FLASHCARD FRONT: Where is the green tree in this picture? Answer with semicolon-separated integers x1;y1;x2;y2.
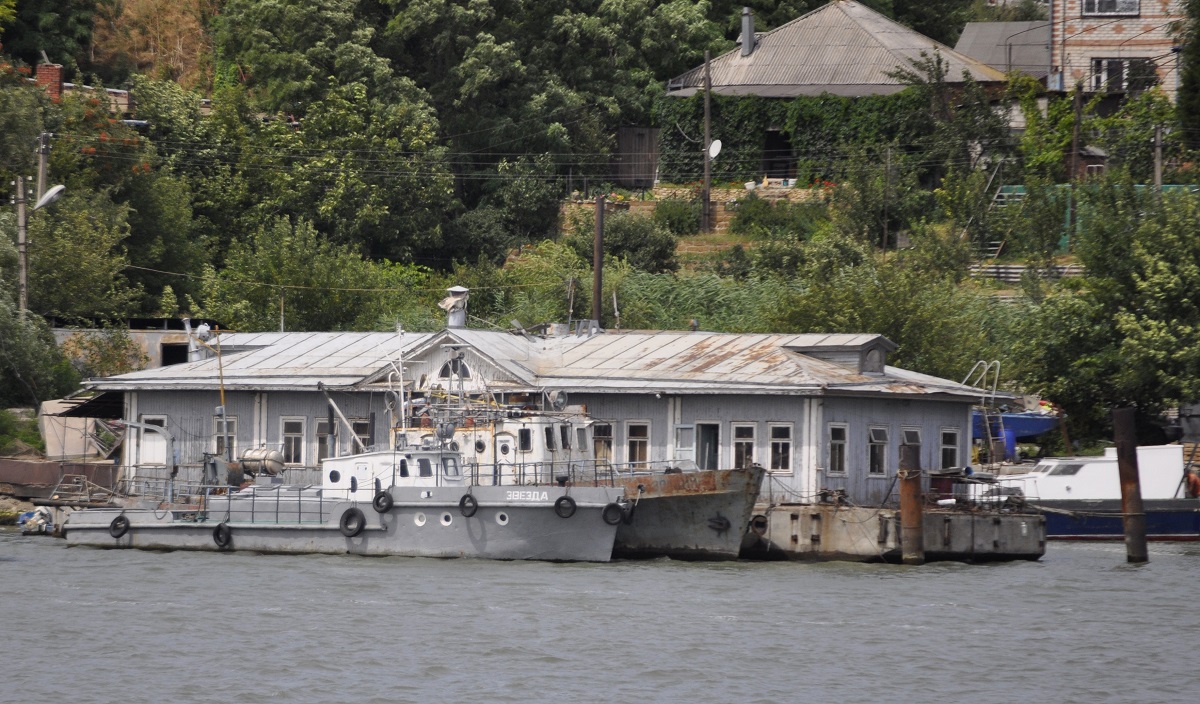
196;217;430;332
566;210;679;273
0;281;79;406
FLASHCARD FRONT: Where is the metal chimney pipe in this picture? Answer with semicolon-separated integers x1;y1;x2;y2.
741;7;754;57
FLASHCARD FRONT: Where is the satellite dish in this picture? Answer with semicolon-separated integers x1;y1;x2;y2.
708;139;722;159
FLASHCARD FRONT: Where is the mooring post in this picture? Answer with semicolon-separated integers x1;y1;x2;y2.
899;443;925;565
1113;407;1148;563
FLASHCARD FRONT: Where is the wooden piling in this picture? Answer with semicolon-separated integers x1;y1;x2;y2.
899;444;925;565
1113;407;1149;563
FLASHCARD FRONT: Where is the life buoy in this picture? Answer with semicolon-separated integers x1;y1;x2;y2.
554;495;577;519
109;514;130;539
212;522;232;549
459;494;479;517
373;490;393;514
340;507;366;537
601;502;624;526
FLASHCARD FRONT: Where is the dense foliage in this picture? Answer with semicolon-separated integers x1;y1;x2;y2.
1;0;1197;445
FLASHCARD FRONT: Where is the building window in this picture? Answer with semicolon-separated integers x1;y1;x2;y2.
627;423;649;465
733;424;755;469
941;429;960;470
868;426;889;475
593;424;613;464
213;415;238;458
281;418;305;465
351;419;371;451
902;428;921;448
828;424;847;474
437;357;470;379
1091;57;1157;94
316;420;333;461
769;424;792;473
1081;0;1139;16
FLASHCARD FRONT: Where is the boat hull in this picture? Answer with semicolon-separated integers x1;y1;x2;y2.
63;485;623;562
611;466;766;560
1034;499;1200;540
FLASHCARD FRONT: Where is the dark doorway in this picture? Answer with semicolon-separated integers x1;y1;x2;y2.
161;343;189;366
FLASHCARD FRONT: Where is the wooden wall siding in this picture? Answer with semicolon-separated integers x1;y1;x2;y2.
820;397;971;506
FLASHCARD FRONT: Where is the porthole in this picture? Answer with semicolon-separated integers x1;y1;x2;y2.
449;441;460;452
495;512;509;526
414;512;427;527
328;470;341;483
440;513;453;526
475;440;486;453
350;476;358;493
499;443;510;456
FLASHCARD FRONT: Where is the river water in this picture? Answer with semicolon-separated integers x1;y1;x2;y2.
2;530;1197;703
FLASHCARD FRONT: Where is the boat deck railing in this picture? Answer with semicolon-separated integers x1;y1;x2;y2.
462;458;703;487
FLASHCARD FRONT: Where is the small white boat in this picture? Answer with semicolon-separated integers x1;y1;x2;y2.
63;443;625;561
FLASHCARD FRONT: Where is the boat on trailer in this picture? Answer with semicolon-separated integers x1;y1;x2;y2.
63;443;625;561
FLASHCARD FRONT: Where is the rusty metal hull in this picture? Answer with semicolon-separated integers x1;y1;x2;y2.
612;466;765;560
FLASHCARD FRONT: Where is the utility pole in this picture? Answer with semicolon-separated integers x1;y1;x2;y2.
592;194;604;325
1153;124;1163;192
702;50;712;233
883;146;891;249
36;132;50;200
15;177;29;313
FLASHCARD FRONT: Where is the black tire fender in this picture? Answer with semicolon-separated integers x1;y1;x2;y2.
212;522;232;549
459;494;479;517
340;507;366;537
554;495;577;519
109;514;130;539
372;490;393;514
601;502;624;526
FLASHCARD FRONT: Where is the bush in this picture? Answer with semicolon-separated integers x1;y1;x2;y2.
652;197;701;237
729;194;826;239
567;211;678;273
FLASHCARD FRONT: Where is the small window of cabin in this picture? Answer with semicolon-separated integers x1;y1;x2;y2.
544;426;556;451
418;458;433;477
519;428;533;452
560;425;571;449
399;459;409;478
442;456;460;477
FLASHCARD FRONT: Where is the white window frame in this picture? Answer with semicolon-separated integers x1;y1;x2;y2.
213;415;238;458
827;423;848;475
593;423;613;464
1081;0;1139;16
901;427;922;448
280;417;306;465
868;426;889;476
768;423;793;474
940;428;961;470
732;423;756;470
626;421;650;466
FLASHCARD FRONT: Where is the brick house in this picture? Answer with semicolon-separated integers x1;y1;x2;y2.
1049;0;1184;98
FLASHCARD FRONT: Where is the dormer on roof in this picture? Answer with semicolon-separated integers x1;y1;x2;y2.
784;335;898;374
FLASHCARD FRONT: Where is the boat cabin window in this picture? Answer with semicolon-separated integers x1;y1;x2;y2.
576;427;587;450
1049;463;1084;476
544;426;556;451
560;425;572;450
418;458;433;477
442;456;460;477
398;459;409;478
350;476;358;492
519;428;533;453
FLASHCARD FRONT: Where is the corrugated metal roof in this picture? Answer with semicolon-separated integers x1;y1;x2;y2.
88;328;984;401
666;1;1008;98
91;331;432;391
954;21;1050;78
